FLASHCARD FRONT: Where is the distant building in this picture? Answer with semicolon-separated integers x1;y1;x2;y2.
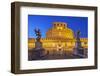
28;22;88;54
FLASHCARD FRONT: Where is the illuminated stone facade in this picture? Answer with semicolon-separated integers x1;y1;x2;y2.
28;22;88;54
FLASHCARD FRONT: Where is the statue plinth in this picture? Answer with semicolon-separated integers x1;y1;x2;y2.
35;41;42;49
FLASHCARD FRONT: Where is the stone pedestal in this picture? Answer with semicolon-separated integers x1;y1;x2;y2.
30;41;45;60
73;47;86;58
35;41;42;49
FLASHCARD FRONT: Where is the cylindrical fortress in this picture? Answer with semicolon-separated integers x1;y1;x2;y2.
46;22;74;39
28;22;88;53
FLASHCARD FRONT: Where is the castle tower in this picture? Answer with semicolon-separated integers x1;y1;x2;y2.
46;22;74;39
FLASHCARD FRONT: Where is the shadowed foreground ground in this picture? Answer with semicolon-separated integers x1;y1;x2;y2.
28;49;87;61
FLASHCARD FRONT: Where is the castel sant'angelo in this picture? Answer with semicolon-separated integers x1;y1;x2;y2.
28;22;88;54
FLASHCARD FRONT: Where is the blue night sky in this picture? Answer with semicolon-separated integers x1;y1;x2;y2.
28;15;88;38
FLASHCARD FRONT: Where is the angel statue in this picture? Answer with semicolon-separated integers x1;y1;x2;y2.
76;30;81;48
34;28;41;42
76;30;81;40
